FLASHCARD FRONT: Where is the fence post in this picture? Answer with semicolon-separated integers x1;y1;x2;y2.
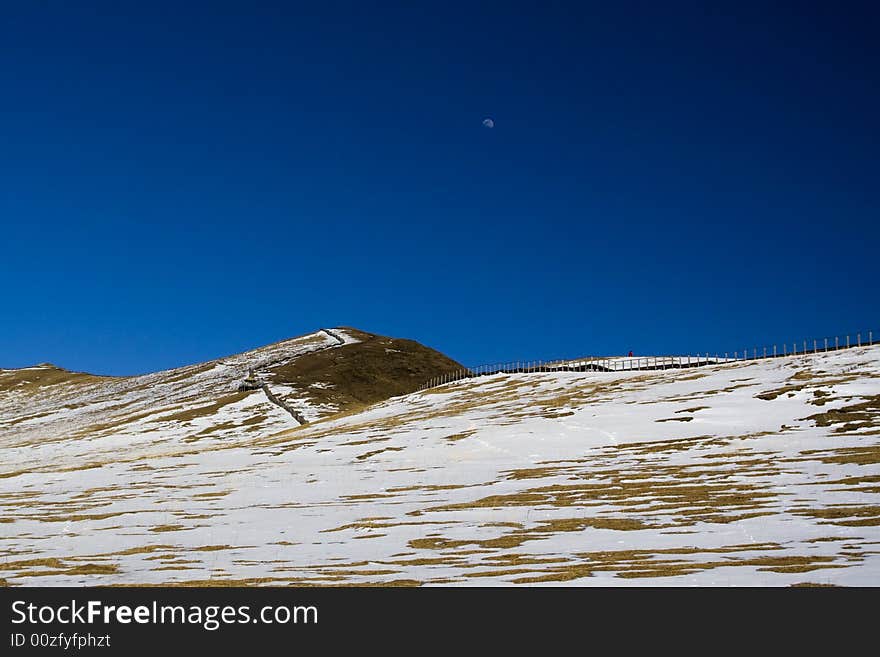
824;338;828;352
847;335;850;348
857;333;861;347
835;337;839;350
870;331;874;345
773;345;776;357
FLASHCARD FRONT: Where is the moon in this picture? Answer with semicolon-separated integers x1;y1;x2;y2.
482;118;494;129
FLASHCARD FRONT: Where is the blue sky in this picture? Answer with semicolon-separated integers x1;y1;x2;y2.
1;1;878;375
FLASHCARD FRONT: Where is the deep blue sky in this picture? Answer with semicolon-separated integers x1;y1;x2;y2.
2;1;878;375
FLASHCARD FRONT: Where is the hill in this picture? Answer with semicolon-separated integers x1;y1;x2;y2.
0;327;463;466
1;333;878;586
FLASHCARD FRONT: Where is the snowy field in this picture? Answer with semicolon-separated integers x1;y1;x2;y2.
1;338;878;586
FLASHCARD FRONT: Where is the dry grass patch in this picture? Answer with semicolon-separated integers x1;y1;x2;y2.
150;524;190;533
799;445;880;466
803;396;879;433
677;406;709;414
265;329;463;415
792;506;880;527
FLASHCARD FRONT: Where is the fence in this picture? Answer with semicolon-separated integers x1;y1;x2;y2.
416;328;879;392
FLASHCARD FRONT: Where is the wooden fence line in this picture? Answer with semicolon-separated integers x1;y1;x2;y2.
416;329;878;392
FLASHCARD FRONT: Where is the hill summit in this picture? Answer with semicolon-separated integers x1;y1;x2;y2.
0;327;462;450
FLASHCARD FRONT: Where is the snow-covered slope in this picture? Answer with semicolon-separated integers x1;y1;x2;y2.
1;341;878;586
0;329;356;475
